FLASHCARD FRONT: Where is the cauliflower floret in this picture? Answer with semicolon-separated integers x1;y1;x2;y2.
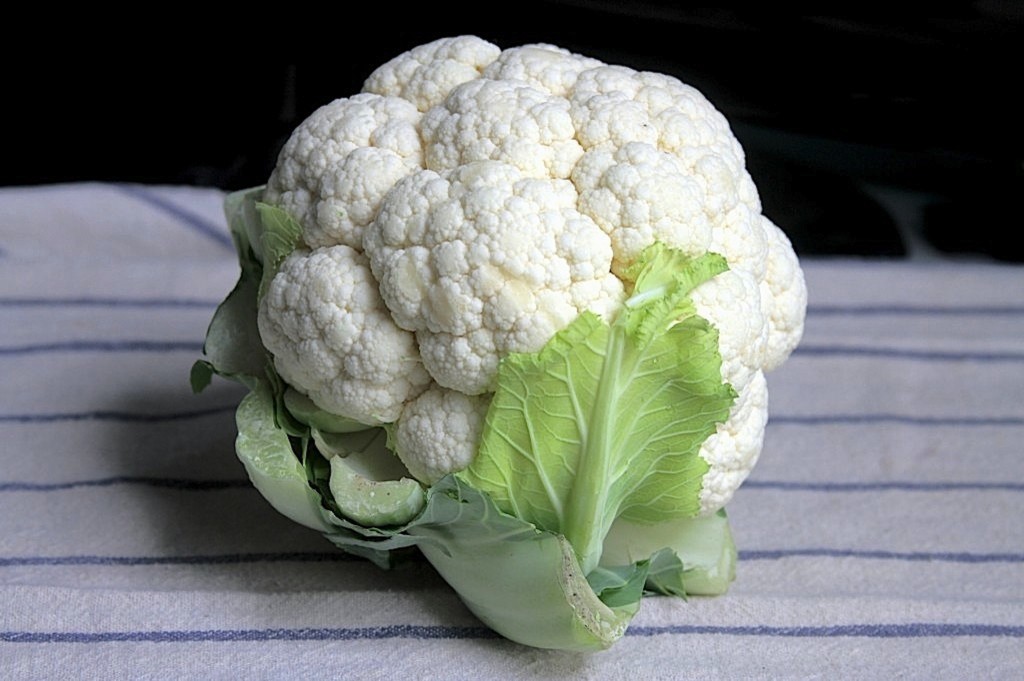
564;64;765;284
573;142;714;275
760;217;808;370
257;245;431;424
364;160;625;395
265;93;423;249
570;90;661;151
421;78;584;179
363;35;502;112
482;43;603;97
697;369;768;514
691;268;768;393
394;384;490;484
572;66;739;158
707;200;769;281
571;66;742;167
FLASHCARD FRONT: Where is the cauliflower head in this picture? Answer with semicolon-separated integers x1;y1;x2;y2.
202;35;809;653
258;35;805;513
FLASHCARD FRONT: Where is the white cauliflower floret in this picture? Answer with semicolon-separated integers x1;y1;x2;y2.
563;64;766;284
364;160;624;395
363;35;502;112
570;90;661;151
760;217;808;370
573;142;713;274
691;268;768;393
264;93;422;249
481;43;603;97
421;78;584;179
257;245;431;424
394;384;490;484
697;369;768;514
572;66;740;161
707;200;769;281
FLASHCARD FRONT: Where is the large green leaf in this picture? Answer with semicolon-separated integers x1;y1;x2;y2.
407;477;639;651
460;246;737;573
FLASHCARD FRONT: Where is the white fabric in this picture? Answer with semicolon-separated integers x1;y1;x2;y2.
1;183;1022;678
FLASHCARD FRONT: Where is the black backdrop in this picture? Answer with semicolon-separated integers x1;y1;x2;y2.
7;3;1021;260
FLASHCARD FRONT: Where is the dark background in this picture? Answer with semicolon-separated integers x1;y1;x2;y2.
7;3;1022;260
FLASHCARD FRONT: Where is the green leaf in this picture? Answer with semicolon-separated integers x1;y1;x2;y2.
586;559;652;608
602;509;737;597
313;427;426;528
407;477;639;651
459;245;736;573
222;186;265;269
234;384;334;533
190;360;214;394
200;268;267;390
622;245;730;346
643;548;689;598
197;187;273;390
289;469;643;650
328;455;426;527
265;367;308;438
195;191;303;392
254;202;303;300
230;363;644;649
236;387;643;650
284;388;373;434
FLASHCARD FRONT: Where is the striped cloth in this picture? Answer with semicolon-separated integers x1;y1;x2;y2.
1;183;1021;679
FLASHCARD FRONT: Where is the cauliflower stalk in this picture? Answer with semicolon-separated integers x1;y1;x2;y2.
193;35;806;652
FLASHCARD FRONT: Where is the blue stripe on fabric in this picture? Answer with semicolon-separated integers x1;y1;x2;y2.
625;623;1024;639
745;480;1024;492
0;340;202;356
740;549;1024;564
0;625;497;643
2;299;1020;315
5;339;1020;363
1;623;1020;644
5;476;1020;495
0;476;251;492
3;549;1018;569
0;552;353;567
0;297;219;309
794;345;1024;362
770;414;1024;427
2;409;1018;427
0;405;236;424
114;184;233;250
807;304;1024;317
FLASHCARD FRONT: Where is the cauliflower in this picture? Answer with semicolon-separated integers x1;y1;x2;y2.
195;35;807;653
256;244;431;424
259;35;803;490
